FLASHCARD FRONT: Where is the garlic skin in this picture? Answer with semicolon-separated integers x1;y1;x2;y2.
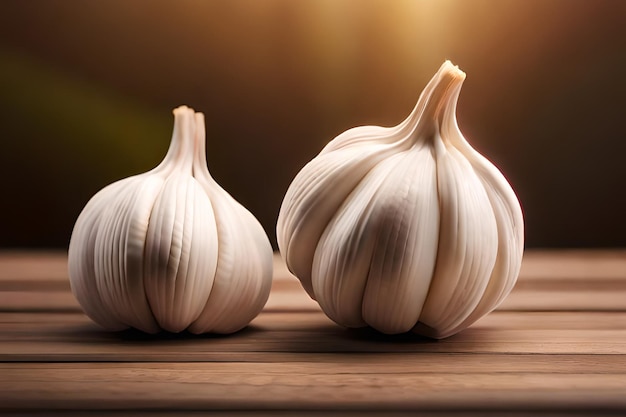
68;106;273;334
277;61;524;339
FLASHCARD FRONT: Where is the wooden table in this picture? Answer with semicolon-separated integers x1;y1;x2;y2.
1;250;625;416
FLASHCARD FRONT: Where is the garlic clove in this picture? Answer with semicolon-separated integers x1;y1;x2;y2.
276;61;524;338
416;144;498;335
69;181;133;332
423;109;524;338
142;174;218;333
277;134;411;298
188;114;273;334
359;148;440;334
311;148;440;333
88;176;163;333
68;106;272;334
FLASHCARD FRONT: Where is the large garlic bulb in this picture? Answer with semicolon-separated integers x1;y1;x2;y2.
68;106;273;334
277;61;524;339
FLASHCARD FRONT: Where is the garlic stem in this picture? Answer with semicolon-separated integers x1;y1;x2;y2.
409;61;466;141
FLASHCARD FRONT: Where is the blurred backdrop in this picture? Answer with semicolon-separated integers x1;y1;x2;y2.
1;0;625;248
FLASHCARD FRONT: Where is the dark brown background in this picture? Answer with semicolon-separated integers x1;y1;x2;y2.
1;0;625;249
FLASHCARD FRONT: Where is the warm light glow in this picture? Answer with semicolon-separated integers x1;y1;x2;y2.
0;0;624;248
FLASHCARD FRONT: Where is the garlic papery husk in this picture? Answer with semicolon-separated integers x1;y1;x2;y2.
276;61;524;339
68;106;273;334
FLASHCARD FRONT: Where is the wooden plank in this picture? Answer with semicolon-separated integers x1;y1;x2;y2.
2;252;626;313
2;286;625;313
0;363;625;412
0;288;626;312
0;285;320;313
519;249;626;281
500;289;626;311
1;413;599;417
3;310;626;331
0;251;625;416
4;356;626;375
4;412;617;417
0;290;79;311
2;250;626;284
3;413;596;417
1;311;626;361
0;250;68;282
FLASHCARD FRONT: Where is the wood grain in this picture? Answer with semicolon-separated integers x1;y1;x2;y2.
2;363;625;412
1;311;626;361
1;250;625;415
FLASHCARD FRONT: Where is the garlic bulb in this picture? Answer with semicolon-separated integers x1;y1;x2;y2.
277;61;524;339
68;106;273;334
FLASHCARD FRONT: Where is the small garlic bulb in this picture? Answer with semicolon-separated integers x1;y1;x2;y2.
68;106;273;334
277;61;524;339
